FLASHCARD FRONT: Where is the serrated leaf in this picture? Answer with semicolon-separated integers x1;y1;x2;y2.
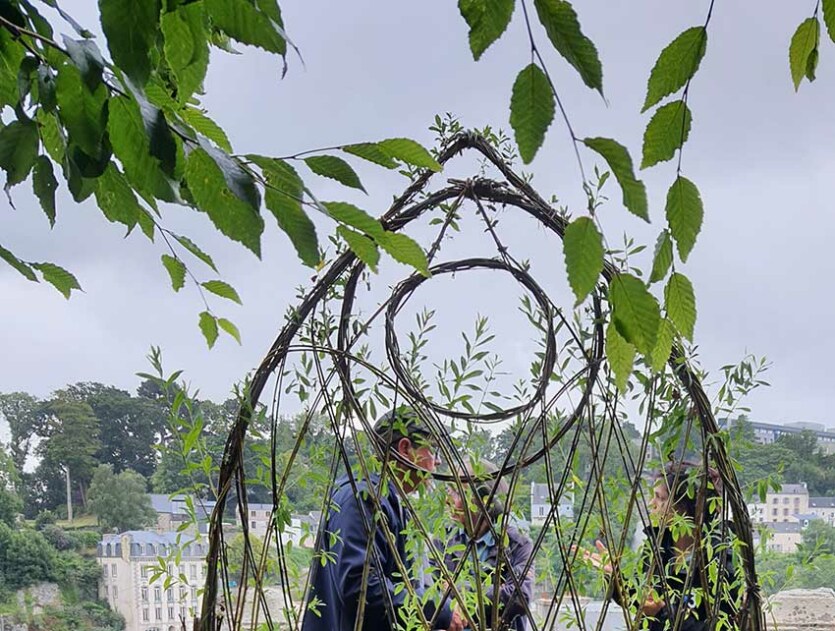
377;138;442;172
137;209;155;241
533;0;603;94
93;164;142;229
789;18;819;91
563;216;603;304
99;0;159;85
643;27;707;112
304;155;365;192
824;0;835;43
342;143;397;169
0;244;37;281
458;0;515;60
249;155;319;267
205;0;286;55
198;311;218;348
641;100;692;169
32;156;58;226
323;201;384;239
55;64;108;160
218;318;241;344
664;272;696;341
180;107;232;153
31;262;81;298
0;30;25;108
649;230;673;284
161;1;209;104
509;64;555;164
376;232;430;276
665;176;703;262
583;137;648;221
337;226;379;272
36;110;65;163
172;234;218;272
606;323;635;392
202;279;242;304
650;318;675;372
161;254;186;291
609;272;660;356
0;119;39;187
62;37;104;89
185;147;264;256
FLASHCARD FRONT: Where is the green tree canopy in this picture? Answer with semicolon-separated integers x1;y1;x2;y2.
87;464;156;533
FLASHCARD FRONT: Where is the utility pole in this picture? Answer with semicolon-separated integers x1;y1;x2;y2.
65;465;73;523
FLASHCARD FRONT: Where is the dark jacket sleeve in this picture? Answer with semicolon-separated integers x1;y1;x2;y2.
494;529;535;620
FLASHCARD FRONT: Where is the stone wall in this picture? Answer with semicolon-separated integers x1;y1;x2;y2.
767;588;835;631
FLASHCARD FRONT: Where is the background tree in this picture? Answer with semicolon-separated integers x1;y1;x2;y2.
0;448;22;526
0;392;43;474
87;464;156;533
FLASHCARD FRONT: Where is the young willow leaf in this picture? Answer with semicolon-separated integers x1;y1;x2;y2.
161;1;209;105
202;279;242;304
205;0;286;55
31;262;81;299
509;64;555;164
609;273;660;356
789;18;820;91
172;234;218;272
649;230;673;284
605;323;636;392
99;0;159;85
583;137;648;221
665;176;703;262
198;311;219;348
0;244;37;281
161;254;186;291
649;318;675;372
32;156;58;226
824;0;835;44
533;0;603;94
377;138;442;171
458;0;515;60
376;232;430;277
563;216;603;304
641;100;692;169
303;155;366;192
643;26;707;112
664;272;697;341
0;119;39;187
337;226;379;272
218;318;242;344
341;143;397;169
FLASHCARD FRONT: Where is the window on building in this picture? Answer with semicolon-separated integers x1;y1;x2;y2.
143;609;149;622
772;508;778;516
167;588;174;602
111;563;117;577
113;586;118;599
784;508;789;516
190;564;197;580
180;607;187;620
168;606;174;620
191;587;197;603
251;521;256;529
156;607;162;621
141;587;148;602
102;564;108;578
141;565;148;579
154;586;161;602
179;587;186;600
104;585;109;598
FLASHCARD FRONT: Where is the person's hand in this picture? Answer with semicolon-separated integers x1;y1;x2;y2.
573;540;613;574
447;607;465;631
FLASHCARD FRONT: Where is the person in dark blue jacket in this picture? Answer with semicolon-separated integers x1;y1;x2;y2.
302;407;465;631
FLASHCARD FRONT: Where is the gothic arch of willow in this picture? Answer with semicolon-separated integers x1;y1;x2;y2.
197;133;764;631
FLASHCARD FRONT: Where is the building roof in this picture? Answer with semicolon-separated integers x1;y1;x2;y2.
149;494;216;519
778;484;808;495
760;521;802;534
810;497;835;508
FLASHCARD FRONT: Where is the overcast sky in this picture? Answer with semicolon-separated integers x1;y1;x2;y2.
1;2;833;431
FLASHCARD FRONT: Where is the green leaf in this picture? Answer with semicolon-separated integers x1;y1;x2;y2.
303;155;365;192
0;30;25;107
342;143;397;169
198;311;219;348
62;37;104;89
376;232;430;276
36;110;65;162
509;64;555;164
180;107;232;153
99;0;160;85
337;226;379;272
172;234;218;272
641;100;692;169
606;323;635;392
205;0;286;55
583;137;648;221
643;27;707;112
202;279;242;304
664;272;696;341
0;244;37;281
609;272;660;356
533;0;603;94
32;156;58;226
377;138;442;172
31;262;81;298
824;0;835;43
55;64;108;160
563;216;603;305
137;209;156;241
649;318;675;372
161;1;209;104
93;164;142;229
249;155;320;267
458;0;515;60
649;230;673;284
665;176;703;262
0;119;39;187
218;318;241;344
161;254;186;291
185;147;264;256
789;18;819;91
323;201;384;239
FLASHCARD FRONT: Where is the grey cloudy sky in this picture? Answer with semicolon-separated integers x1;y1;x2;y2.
1;1;833;428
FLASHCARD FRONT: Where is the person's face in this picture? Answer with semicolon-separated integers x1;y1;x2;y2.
448;487;466;524
396;436;438;492
649;480;672;523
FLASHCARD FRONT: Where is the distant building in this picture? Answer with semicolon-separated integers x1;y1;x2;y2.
809;497;835;526
530;482;574;526
234;503;318;548
749;483;810;523
754;521;803;553
97;531;206;631
149;494;216;534
727;418;835;455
